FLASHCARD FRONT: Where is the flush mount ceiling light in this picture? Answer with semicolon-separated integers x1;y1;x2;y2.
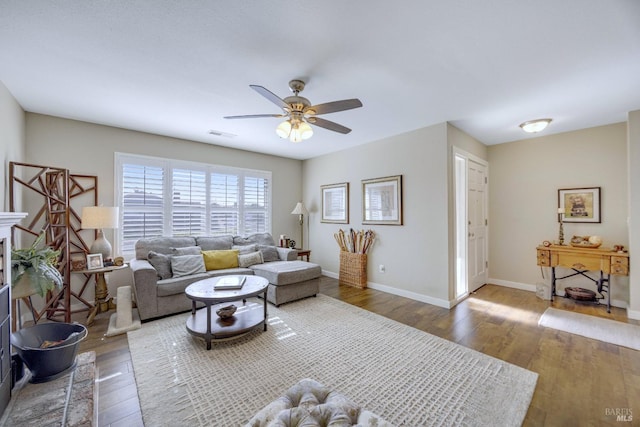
519;118;552;133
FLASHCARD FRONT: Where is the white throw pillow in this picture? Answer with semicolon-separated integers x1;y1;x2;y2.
171;254;205;277
238;251;264;268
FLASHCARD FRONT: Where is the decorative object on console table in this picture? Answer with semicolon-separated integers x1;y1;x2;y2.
291;202;308;249
570;235;602;248
81;206;119;260
86;253;103;270
558;187;601;223
557;208;565;245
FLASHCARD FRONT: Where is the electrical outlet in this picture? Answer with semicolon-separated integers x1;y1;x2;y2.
378;264;385;273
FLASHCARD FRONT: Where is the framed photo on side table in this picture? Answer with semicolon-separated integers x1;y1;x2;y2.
362;175;403;225
558;187;601;223
86;253;104;270
321;182;349;224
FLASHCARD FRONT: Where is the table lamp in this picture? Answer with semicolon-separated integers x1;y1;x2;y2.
291;202;308;249
82;206;119;260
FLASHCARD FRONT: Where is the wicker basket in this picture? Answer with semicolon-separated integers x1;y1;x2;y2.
339;252;367;288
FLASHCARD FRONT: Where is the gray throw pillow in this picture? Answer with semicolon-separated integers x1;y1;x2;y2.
147;251;172;280
171;254;205;277
232;244;258;255
238;251;264;268
172;246;202;256
258;245;279;262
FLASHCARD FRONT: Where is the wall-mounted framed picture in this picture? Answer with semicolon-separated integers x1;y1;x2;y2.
558;187;601;223
86;253;104;270
321;182;349;224
362;175;403;225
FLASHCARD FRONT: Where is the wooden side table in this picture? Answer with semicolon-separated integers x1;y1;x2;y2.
73;264;128;325
296;249;311;262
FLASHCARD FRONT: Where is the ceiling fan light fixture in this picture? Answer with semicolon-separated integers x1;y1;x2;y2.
276;120;292;138
288;121;309;143
519;118;552;133
276;119;313;143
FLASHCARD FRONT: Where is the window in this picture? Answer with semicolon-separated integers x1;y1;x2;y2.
115;153;271;255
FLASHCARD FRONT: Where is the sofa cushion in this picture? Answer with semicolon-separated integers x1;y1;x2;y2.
135;236;197;260
172;246;202;256
251;261;321;286
238;251;264;268
171;254;206;277
156;268;254;297
258;245;280;262
147;251;172;280
232;244;258;254
196;235;234;251
233;233;276;247
202;249;240;270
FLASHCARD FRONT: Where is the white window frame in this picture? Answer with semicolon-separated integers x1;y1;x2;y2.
114;152;272;258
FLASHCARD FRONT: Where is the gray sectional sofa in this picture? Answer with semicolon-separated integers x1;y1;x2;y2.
130;233;322;321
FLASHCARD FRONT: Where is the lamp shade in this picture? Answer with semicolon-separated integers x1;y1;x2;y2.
276;120;292;139
291;202;308;215
81;206;119;229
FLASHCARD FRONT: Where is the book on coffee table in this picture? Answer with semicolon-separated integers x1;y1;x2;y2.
214;276;246;290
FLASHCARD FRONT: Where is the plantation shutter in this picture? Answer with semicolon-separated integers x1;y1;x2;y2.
172;169;207;236
243;173;270;235
210;172;239;235
116;153;272;256
121;162;165;253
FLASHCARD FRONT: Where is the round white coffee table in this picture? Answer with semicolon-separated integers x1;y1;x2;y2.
185;275;269;350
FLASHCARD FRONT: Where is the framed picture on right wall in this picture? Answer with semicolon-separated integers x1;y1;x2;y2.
558;187;601;223
362;175;403;225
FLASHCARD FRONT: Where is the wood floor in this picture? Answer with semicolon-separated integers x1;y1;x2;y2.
77;277;640;426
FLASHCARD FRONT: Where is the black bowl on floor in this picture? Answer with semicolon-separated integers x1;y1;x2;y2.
11;322;88;383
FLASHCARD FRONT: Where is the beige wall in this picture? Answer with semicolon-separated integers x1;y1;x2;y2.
488;123;630;305
303;122;478;306
25;113;304;243
0;81;25;211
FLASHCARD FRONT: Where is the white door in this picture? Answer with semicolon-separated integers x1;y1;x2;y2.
467;160;488;292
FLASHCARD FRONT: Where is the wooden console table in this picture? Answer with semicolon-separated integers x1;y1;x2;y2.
536;245;629;312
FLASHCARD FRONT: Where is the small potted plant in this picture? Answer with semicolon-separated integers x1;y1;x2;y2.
11;233;63;299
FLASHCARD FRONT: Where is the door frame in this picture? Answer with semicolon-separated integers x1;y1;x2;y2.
452;146;489;303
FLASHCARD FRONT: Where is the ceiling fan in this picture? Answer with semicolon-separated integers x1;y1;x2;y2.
224;79;363;143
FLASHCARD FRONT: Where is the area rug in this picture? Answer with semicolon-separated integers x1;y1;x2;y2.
128;295;537;426
539;307;640;351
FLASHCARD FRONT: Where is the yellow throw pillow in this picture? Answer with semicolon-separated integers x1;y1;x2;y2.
202;249;239;271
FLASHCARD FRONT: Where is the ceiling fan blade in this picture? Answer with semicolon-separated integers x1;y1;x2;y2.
224;114;284;119
307;117;352;134
250;85;289;109
307;98;362;115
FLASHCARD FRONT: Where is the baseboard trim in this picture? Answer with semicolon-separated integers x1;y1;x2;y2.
488;278;537;292
321;270;452;308
628;309;640;320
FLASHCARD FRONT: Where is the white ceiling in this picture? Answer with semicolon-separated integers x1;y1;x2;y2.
1;1;639;160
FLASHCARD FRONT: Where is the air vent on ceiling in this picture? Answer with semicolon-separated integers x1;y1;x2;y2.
208;129;236;138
